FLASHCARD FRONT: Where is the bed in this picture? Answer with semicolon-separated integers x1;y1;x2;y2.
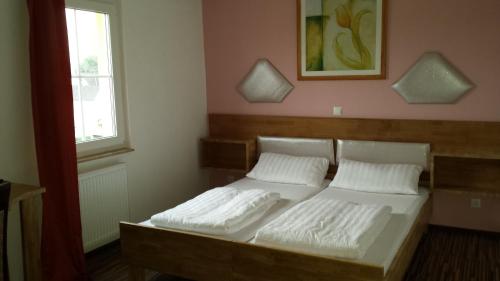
120;137;432;281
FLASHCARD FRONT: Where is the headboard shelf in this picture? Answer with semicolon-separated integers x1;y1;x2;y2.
201;138;256;172
431;151;500;160
433;155;500;194
208;114;500;157
201;137;254;144
435;185;500;198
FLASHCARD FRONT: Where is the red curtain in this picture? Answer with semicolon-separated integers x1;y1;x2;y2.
26;0;87;280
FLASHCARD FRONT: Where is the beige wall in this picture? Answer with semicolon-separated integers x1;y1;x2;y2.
0;1;39;280
1;0;208;279
118;0;208;221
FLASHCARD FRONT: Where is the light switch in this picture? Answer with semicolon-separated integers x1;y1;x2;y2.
332;106;343;116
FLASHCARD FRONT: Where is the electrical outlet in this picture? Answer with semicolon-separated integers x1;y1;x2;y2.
470;198;481;208
332;106;343;116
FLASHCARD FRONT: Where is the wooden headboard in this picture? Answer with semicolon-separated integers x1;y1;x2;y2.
208;114;500;157
208;114;500;192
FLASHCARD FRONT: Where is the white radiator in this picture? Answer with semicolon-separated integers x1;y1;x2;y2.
78;163;130;253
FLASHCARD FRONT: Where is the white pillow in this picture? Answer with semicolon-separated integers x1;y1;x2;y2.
246;153;329;188
330;159;423;194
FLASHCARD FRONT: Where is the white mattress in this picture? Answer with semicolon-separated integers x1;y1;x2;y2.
141;177;329;242
312;187;430;274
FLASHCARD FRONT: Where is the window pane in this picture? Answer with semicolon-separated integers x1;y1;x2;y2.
80;77;116;142
65;9;79;76
71;78;85;142
66;7;118;145
75;10;112;76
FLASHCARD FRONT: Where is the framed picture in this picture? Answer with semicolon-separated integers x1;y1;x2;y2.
297;0;387;80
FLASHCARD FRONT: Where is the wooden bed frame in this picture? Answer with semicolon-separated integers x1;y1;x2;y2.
120;198;431;281
120;114;500;281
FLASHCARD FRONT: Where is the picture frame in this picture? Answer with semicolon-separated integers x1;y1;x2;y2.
297;0;387;80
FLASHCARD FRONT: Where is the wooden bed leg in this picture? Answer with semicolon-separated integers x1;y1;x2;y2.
129;265;145;281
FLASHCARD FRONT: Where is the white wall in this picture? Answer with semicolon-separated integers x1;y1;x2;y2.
114;0;208;221
0;1;39;280
1;0;208;279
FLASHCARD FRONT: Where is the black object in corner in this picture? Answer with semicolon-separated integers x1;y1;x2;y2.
0;180;11;281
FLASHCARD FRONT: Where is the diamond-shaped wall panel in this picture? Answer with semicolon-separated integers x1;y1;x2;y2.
237;59;294;103
392;52;474;104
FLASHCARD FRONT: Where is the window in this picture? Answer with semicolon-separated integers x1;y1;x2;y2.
65;0;128;157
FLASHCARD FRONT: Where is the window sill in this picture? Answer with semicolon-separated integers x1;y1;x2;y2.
77;147;134;163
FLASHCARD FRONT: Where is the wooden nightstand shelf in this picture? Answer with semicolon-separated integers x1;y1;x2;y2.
201;138;256;187
201;138;256;171
431;152;500;232
432;153;500;195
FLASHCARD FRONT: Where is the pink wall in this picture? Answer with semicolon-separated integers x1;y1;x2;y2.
203;0;500;121
431;190;500;233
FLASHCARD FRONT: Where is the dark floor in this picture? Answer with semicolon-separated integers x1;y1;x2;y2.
87;226;500;281
403;226;500;281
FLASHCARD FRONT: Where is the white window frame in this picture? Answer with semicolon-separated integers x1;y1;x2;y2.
66;0;129;158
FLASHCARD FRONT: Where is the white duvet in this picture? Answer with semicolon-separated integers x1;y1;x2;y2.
150;187;280;235
254;198;392;259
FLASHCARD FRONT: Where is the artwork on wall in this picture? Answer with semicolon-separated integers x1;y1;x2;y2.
237;59;294;103
392;52;475;104
297;0;387;80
